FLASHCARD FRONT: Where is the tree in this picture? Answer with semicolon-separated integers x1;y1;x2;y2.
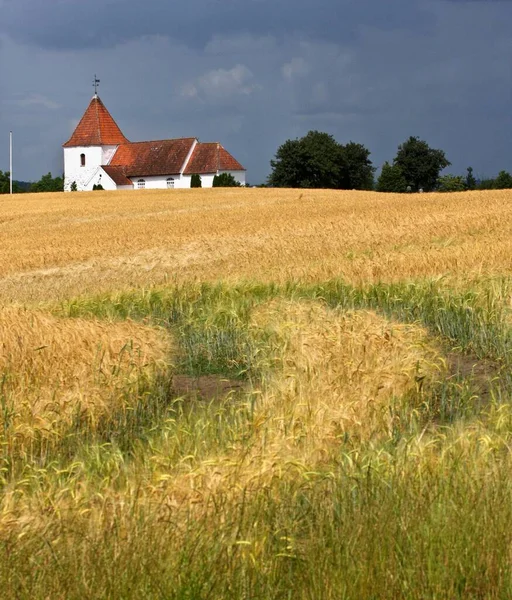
0;171;21;194
477;177;496;190
341;142;375;190
191;174;202;188
393;136;450;192
376;162;407;193
30;172;64;192
268;131;374;190
212;173;241;187
466;167;476;191
437;174;466;192
269;131;344;188
70;181;78;192
494;170;512;189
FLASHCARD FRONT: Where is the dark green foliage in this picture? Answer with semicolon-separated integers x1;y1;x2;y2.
30;172;64;193
376;161;407;192
341;141;375;189
476;177;496;190
70;181;78;192
466;167;476;191
190;174;202;188
0;171;22;194
92;184;104;191
394;136;450;192
475;171;512;190
268;131;374;190
494;170;512;189
437;174;467;192
212;173;241;187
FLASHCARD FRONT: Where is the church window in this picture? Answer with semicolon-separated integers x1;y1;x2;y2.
167;177;175;189
80;153;86;167
137;179;146;189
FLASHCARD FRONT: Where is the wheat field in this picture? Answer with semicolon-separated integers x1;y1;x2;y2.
2;188;512;598
3;188;512;303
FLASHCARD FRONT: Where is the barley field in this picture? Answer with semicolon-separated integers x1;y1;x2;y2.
2;188;512;598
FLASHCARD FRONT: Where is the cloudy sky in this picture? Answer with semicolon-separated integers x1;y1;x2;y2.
0;0;511;184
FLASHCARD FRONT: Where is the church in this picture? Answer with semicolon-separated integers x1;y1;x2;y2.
63;93;246;192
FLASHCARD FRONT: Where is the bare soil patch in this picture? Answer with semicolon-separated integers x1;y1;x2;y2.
171;374;245;401
446;351;502;402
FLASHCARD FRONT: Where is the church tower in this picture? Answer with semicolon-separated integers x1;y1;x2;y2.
63;90;128;191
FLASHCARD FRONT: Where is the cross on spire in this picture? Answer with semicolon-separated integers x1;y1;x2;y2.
93;74;100;96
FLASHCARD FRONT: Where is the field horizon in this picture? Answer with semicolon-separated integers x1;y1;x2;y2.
2;187;512;598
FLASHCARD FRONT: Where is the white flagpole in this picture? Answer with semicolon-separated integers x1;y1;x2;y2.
9;131;12;195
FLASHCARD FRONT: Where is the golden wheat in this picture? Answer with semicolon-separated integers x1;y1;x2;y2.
1;188;512;303
0;307;171;444
0;300;442;537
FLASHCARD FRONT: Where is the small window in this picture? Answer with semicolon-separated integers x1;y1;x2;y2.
137;179;145;189
166;177;175;189
80;153;86;167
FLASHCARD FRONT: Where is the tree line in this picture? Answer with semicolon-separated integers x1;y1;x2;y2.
0;171;64;194
3;134;512;193
267;131;512;192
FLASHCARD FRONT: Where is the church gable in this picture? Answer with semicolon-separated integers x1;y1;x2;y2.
184;143;245;175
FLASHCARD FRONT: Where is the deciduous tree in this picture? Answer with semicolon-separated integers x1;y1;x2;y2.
30;172;64;192
341;142;375;190
494;170;512;189
0;171;21;194
268;131;374;190
393;136;450;192
437;174;466;192
376;162;407;193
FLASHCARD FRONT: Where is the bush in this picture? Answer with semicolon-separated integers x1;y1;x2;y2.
191;174;202;188
212;173;241;188
93;184;104;191
437;174;466;192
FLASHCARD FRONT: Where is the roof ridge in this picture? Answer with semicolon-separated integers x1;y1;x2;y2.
120;137;197;145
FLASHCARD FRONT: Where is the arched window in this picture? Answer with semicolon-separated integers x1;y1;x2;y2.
80;153;86;167
137;179;145;189
166;177;175;189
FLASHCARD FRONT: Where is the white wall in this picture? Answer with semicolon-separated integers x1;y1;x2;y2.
64;146;104;192
184;171;246;188
132;174;189;190
102;145;118;165
126;170;245;190
220;170;246;186
96;169;119;191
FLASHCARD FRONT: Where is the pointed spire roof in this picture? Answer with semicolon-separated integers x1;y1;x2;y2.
63;95;128;147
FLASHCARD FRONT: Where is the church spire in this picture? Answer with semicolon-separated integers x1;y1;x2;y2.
63;94;128;147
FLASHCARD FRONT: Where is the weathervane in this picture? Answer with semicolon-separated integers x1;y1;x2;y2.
93;74;100;95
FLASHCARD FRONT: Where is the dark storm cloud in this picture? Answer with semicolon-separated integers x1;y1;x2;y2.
2;0;512;185
1;0;433;51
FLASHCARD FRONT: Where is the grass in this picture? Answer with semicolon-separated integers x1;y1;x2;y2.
2;188;512;597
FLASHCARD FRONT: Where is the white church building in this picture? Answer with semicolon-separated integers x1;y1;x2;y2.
63;94;246;191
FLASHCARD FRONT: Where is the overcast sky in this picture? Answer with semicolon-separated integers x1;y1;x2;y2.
1;0;511;184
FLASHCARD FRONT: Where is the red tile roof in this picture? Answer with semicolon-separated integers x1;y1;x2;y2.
110;139;197;176
63;95;129;147
184;142;245;174
101;165;133;187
